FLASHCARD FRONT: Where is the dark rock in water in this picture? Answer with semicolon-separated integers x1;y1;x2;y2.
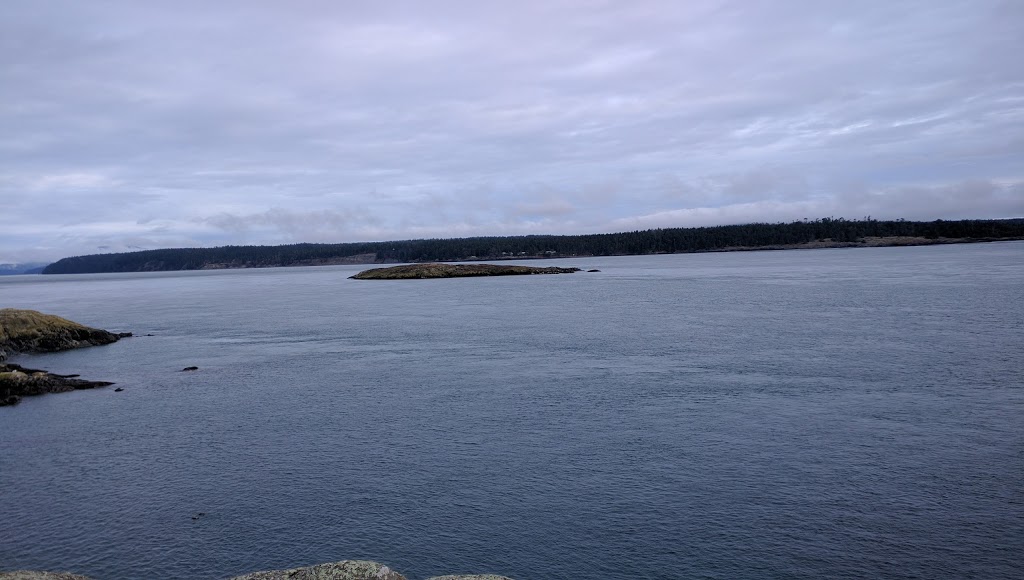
230;560;407;580
191;512;206;520
587;269;601;272
181;366;199;372
117;332;133;338
0;308;128;361
114;387;124;392
351;263;580;279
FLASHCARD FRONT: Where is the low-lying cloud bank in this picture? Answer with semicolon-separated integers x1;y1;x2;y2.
7;178;1020;264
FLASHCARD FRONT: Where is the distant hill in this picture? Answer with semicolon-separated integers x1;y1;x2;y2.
0;262;48;276
40;218;1024;275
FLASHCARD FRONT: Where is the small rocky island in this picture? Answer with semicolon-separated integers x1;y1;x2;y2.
351;263;581;279
0;309;129;406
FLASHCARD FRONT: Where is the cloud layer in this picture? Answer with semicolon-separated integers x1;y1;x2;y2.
2;0;1022;262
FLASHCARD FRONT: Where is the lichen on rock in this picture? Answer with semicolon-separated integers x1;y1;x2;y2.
229;560;407;580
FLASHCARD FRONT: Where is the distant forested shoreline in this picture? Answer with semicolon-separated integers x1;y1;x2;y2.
40;218;1024;274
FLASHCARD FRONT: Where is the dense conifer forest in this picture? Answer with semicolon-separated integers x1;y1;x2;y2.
41;218;1024;274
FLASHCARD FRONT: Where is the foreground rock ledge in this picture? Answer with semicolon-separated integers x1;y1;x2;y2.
0;560;514;580
0;309;127;361
0;309;128;406
351;263;580;279
0;363;115;405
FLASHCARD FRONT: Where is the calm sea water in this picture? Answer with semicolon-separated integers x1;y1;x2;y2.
1;244;1022;580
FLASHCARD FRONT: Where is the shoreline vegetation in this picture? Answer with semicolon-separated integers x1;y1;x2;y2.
0;309;128;406
351;263;581;279
38;218;1024;274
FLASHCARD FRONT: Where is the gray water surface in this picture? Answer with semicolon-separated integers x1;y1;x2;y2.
1;244;1022;579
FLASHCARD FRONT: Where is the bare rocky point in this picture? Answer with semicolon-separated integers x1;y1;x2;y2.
351;263;580;280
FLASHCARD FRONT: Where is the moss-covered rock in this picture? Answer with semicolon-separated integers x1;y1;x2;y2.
351;263;580;279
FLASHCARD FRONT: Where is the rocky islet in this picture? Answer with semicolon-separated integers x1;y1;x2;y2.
350;263;580;279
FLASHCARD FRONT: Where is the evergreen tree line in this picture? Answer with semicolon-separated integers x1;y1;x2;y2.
41;218;1024;274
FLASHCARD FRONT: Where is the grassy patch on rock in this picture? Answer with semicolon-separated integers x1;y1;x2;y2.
0;308;124;359
0;309;96;343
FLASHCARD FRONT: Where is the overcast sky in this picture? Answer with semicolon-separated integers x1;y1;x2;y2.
2;0;1022;263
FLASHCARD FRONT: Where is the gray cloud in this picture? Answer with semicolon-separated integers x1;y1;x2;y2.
201;207;379;243
1;0;1022;262
612;180;1024;230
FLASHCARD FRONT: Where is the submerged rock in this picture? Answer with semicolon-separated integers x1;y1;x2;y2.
351;263;580;280
230;560;407;580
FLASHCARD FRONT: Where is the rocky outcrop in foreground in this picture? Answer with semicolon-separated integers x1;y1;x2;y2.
229;560;407;580
0;363;115;406
0;309;128;406
351;263;580;279
1;561;514;580
0;309;128;362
